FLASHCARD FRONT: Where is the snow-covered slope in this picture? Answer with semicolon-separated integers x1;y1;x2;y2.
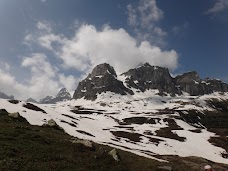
1;91;228;164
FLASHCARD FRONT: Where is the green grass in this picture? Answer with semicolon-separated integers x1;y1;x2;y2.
0;109;227;171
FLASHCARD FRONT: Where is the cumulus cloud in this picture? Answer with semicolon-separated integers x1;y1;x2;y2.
4;20;179;100
26;23;178;73
127;0;166;45
206;0;228;15
59;74;78;91
0;54;79;100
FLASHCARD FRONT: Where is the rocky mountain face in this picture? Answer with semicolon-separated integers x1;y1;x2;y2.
40;88;71;104
73;63;228;100
73;63;133;100
122;63;180;96
175;72;228;96
0;92;14;100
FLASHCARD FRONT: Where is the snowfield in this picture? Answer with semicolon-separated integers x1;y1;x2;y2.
0;91;228;164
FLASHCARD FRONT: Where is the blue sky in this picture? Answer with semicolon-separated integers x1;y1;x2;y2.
0;0;228;100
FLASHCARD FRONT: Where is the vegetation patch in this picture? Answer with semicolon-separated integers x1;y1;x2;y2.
209;136;228;159
0;109;227;171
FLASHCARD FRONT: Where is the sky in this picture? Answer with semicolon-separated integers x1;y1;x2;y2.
0;0;228;100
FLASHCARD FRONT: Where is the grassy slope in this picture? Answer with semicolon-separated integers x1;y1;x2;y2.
0;109;227;171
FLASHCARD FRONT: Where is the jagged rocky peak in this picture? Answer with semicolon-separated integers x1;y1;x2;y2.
39;88;71;104
89;63;117;78
122;63;180;95
73;63;133;100
56;88;71;99
73;62;228;100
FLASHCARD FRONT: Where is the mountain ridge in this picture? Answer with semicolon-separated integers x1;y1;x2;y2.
73;63;228;100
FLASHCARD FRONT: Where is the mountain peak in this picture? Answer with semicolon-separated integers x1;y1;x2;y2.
73;63;133;100
40;88;71;104
89;63;117;78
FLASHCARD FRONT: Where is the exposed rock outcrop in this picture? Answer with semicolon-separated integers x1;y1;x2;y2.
73;63;133;100
122;63;180;95
175;72;228;96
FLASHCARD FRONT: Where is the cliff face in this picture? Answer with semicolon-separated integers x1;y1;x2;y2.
175;72;228;96
73;63;133;100
122;63;180;96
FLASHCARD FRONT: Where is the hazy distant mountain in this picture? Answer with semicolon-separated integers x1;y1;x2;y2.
39;88;71;104
26;98;38;103
0;92;14;100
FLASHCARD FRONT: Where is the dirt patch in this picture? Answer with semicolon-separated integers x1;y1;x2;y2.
155;118;186;142
8;100;20;104
23;103;46;113
60;120;77;128
71;110;103;115
209;136;228;159
76;130;95;137
62;114;79;120
111;131;142;142
148;137;164;146
123;117;161;125
189;129;202;133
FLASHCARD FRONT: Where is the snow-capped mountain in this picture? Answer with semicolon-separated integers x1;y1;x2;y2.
39;88;71;104
0;63;228;165
73;63;228;100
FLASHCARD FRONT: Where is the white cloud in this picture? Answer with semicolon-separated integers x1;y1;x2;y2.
15;21;179;100
26;23;178;73
0;54;79;101
138;0;163;28
59;74;78;91
206;0;228;14
127;0;166;45
22;53;56;78
37;21;52;33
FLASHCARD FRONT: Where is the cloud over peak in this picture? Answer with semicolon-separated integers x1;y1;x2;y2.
26;22;178;73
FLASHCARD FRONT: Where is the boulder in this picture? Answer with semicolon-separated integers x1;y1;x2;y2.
47;119;57;127
108;148;120;161
8;112;19;119
71;139;94;149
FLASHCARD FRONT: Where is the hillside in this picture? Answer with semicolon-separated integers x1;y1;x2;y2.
1;109;228;171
